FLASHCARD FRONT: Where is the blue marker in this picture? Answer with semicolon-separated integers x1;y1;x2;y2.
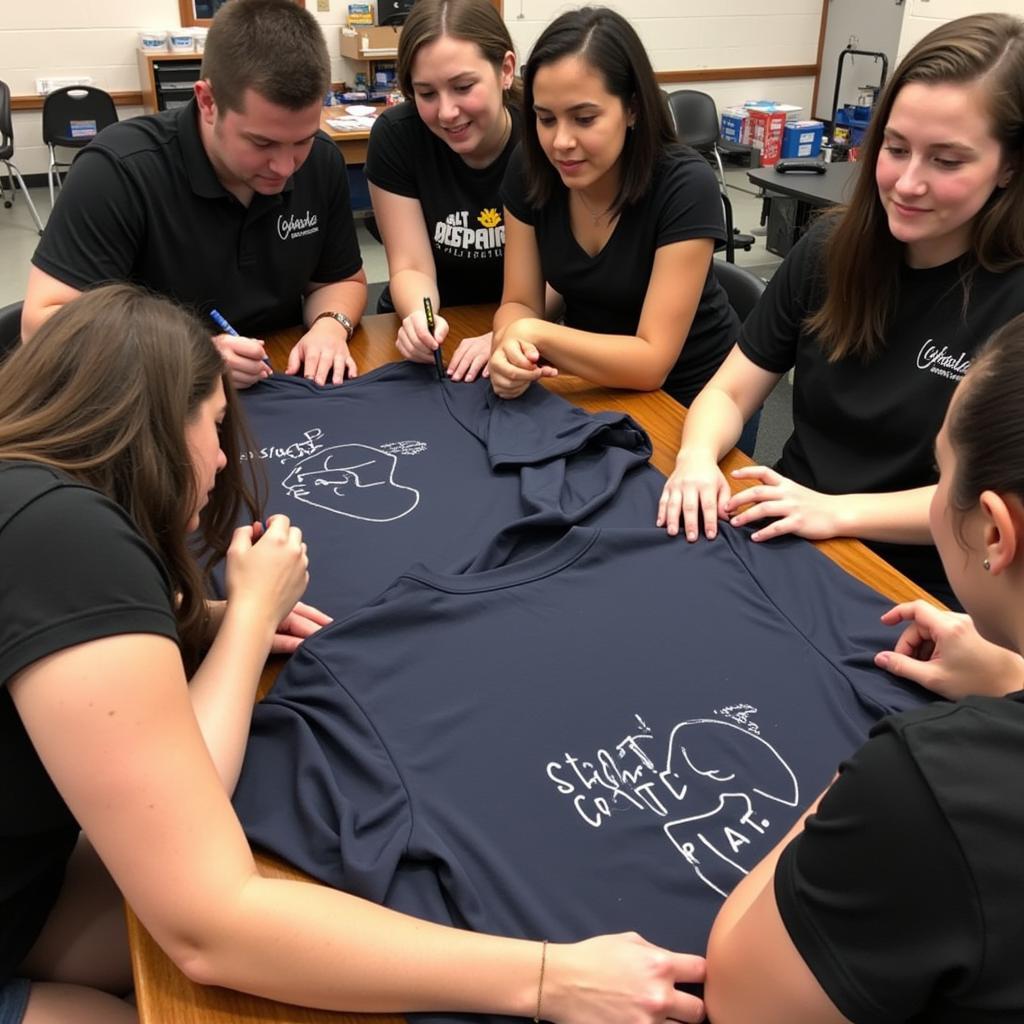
209;308;239;337
210;308;270;366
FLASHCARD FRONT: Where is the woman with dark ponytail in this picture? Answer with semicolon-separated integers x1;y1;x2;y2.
706;311;1024;1021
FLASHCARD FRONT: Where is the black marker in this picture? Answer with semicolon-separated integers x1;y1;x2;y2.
423;296;444;382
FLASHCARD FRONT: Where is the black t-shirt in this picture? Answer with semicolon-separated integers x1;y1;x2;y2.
0;463;178;982
230;363;664;621
500;143;738;406
32;100;363;337
776;691;1024;1022
365;102;520;307
740;219;1024;603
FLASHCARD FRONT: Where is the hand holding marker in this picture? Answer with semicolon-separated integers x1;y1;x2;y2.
422;297;445;382
210;308;271;365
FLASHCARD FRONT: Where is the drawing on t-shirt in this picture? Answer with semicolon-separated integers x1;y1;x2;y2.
660;719;799;897
546;709;799;899
281;441;425;522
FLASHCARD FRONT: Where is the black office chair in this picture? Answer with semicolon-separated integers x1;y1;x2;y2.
0;300;23;360
0;81;43;235
667;90;755;261
42;86;118;209
666;89;727;188
713;260;766;322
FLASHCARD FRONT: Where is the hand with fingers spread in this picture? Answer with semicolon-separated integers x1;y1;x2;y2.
875;601;1024;700
725;465;841;542
657;449;730;540
288;319;358;386
225;515;310;634
396;307;448;364
447;332;493;382
273;600;333;654
546;932;706;1024
489;319;558;399
213;333;273;389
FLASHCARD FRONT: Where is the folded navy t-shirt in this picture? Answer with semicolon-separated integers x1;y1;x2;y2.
232;364;663;618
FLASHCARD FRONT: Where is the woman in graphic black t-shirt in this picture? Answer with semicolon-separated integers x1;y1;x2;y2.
366;0;521;383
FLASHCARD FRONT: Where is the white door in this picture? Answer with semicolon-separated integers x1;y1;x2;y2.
814;0;905;122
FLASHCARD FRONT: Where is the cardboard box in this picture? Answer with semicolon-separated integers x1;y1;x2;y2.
781;120;823;159
721;107;749;144
747;109;787;166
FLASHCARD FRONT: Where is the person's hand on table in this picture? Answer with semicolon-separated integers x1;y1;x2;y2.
489;318;557;400
288;318;358;385
225;515;310;631
447;332;492;382
272;600;333;654
396;308;447;364
875;601;1024;700
213;332;272;389
724;465;840;542
546;932;705;1024
657;449;730;540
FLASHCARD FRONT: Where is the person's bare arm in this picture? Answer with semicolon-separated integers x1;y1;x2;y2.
21;265;83;341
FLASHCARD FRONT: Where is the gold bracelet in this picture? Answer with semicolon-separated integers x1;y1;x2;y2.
534;939;548;1023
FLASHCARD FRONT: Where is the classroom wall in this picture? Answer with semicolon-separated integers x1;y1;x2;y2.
2;0;822;177
896;0;1024;62
506;0;820;117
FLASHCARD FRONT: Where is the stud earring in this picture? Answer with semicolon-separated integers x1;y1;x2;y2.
983;558;992;571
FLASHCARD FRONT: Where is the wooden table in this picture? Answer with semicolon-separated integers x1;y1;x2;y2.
127;304;932;1024
320;107;377;166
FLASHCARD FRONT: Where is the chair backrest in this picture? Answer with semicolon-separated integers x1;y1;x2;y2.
0;80;14;161
714;261;766;322
0;300;23;358
667;89;720;152
42;86;118;149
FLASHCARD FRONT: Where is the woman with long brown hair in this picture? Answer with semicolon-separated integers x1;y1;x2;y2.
0;285;705;1023
657;13;1024;607
366;0;521;382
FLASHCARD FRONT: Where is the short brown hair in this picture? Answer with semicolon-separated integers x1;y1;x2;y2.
807;13;1024;362
201;0;331;113
397;0;521;108
0;284;261;670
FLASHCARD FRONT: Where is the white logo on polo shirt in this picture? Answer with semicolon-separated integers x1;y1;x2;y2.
916;339;970;382
277;210;319;241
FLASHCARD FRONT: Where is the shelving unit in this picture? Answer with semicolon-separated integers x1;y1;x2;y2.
137;51;202;113
339;26;401;95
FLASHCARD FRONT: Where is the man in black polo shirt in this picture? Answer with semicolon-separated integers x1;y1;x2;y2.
22;0;367;388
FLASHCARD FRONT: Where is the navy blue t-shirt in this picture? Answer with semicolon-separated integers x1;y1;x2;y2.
233;363;664;618
235;525;932;1023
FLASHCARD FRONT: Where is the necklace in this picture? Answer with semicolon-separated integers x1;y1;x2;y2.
575;189;613;225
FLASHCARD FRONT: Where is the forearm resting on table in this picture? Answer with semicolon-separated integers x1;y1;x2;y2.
181;876;542;1017
829;486;935;545
503;319;675;392
493;300;542;340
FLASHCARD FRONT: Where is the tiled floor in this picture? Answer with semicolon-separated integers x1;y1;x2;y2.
0;165;791;463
